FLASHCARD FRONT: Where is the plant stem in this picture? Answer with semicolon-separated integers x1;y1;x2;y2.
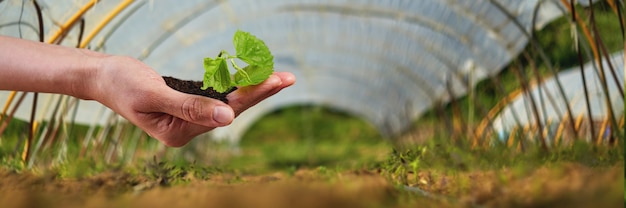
229;58;252;83
220;50;253;83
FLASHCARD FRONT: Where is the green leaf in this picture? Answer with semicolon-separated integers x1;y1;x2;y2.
202;57;231;93
234;65;273;86
233;30;274;68
201;30;275;93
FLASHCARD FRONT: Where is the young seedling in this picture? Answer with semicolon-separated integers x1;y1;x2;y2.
163;30;274;103
202;30;274;93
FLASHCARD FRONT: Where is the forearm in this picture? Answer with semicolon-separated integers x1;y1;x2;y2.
0;36;104;100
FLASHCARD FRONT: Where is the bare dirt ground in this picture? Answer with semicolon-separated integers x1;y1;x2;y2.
0;162;622;208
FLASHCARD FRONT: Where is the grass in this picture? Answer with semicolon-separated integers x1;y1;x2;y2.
0;110;622;207
232;105;390;172
0;104;623;208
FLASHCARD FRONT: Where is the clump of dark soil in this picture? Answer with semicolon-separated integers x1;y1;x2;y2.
162;76;236;103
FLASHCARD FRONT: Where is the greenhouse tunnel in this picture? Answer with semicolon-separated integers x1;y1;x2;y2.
0;0;612;144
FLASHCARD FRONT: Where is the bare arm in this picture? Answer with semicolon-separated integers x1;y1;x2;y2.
0;36;295;147
0;35;104;99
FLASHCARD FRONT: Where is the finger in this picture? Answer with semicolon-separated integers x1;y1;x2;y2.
155;87;235;127
227;72;295;116
268;71;296;93
144;114;216;147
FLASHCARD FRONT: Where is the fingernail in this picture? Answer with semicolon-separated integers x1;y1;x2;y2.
213;106;234;124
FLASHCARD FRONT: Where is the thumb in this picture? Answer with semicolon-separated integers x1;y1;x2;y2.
158;89;235;127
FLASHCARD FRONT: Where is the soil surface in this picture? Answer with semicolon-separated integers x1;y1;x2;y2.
162;76;236;103
0;164;622;208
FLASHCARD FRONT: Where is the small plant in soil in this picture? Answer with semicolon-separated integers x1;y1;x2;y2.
163;30;274;103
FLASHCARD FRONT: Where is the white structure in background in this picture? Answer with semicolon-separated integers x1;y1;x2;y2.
492;51;624;143
0;0;604;143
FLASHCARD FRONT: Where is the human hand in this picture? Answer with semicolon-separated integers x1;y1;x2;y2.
89;56;295;147
0;36;295;146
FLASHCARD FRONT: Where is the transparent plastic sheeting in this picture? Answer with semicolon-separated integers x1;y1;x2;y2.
0;0;596;142
492;51;624;136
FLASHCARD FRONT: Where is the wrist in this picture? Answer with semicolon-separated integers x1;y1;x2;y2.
65;49;106;100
